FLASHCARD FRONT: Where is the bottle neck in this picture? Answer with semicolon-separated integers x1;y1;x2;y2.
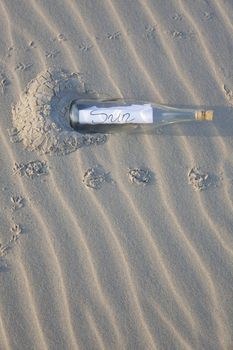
153;108;196;125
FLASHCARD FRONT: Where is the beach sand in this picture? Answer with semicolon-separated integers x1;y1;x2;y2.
1;0;233;349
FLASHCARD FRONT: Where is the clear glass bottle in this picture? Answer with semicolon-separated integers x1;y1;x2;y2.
69;99;213;133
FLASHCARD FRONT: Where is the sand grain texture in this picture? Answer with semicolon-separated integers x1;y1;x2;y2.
1;0;233;349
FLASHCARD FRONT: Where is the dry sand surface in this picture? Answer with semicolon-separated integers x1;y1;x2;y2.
1;0;233;349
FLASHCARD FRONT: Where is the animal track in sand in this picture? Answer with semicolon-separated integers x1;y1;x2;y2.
78;42;93;52
188;167;221;191
0;224;23;258
28;41;36;48
172;13;183;21
12;160;48;178
45;50;59;59
188;167;210;191
145;25;157;40
0;71;9;94
15;62;33;71
203;12;214;20
83;167;111;189
223;84;233;105
7;128;22;143
0;78;8;94
10;195;24;211
128;168;151;185
107;31;121;40
167;30;195;39
57;33;67;42
12;70;107;155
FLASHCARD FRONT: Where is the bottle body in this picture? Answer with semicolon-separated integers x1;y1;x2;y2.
69;99;213;133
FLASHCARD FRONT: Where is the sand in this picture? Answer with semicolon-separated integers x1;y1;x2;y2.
1;0;233;349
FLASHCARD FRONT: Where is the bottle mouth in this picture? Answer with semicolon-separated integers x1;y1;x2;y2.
195;110;214;121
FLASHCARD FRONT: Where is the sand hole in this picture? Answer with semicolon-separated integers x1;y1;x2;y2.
12;70;107;155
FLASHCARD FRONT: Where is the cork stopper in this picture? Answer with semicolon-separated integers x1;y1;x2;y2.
195;110;214;121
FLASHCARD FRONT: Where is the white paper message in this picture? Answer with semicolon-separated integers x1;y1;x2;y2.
79;104;153;124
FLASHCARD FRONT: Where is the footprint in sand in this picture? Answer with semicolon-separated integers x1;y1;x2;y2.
83;167;111;190
128;168;151;185
0;224;23;258
188;167;211;191
10;195;24;211
12;160;48;178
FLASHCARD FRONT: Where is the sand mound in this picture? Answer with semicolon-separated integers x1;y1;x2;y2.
12;70;107;155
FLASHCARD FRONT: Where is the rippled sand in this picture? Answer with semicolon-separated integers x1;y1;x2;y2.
1;1;233;349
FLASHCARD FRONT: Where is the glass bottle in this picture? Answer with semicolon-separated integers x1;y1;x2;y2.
69;98;213;133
